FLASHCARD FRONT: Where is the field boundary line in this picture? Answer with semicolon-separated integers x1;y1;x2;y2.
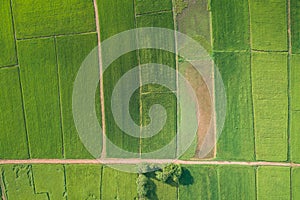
54;36;65;158
251;49;288;53
136;9;172;17
0;65;18;69
16;31;97;41
0;159;300;167
93;0;107;158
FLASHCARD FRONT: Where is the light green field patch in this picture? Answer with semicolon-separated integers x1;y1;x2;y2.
65;164;102;199
291;0;300;53
179;165;218;200
257;166;290;200
135;0;173;15
2;165;48;199
291;55;300;110
252;52;288;161
141;92;177;158
102;166;137;200
136;12;176;93
56;33;99;159
153;178;177;200
211;0;250;50
215;52;254;161
18;38;62;158
292;167;300;199
218;165;256;200
98;0;140;156
0;0;16;67
249;0;287;51
32;164;66;199
12;0;95;39
0;67;29;159
291;111;300;163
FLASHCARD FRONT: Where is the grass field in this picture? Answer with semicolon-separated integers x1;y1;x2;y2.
0;0;16;67
214;52;254;161
252;52;288;161
211;0;250;51
291;0;300;53
102;166;137;199
249;0;287;51
32;164;66;199
2;165;48;199
65;164;102;199
135;0;173;15
17;38;63;158
179;165;218;200
292;167;300;199
12;0;95;39
0;68;29;159
56;33;99;159
257;166;290;200
219;165;256;200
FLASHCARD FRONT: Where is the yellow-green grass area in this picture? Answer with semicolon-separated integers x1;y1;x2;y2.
0;0;16;67
153;178;178;200
211;0;250;51
291;111;300;163
136;11;176;93
65;164;102;199
56;33;99;159
17;38;63;158
257;166;290;200
135;0;173;15
249;0;287;51
11;0;95;39
0;67;29;159
291;0;300;53
179;165;218;200
101;166;137;199
218;165;256;200
291;55;300;111
292;167;300;199
214;52;254;161
252;52;288;161
32;165;66;199
2;165;48;199
98;0;140;157
177;0;212;53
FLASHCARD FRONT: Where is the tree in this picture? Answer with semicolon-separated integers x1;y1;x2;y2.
136;174;154;200
155;163;183;184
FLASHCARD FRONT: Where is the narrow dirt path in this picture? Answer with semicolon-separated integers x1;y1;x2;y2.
0;159;299;167
93;0;107;158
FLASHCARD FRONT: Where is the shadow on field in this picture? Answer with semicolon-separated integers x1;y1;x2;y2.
179;167;194;186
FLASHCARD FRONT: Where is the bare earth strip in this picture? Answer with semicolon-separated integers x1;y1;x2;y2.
0;159;299;167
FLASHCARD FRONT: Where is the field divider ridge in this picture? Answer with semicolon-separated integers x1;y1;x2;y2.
15;31;97;41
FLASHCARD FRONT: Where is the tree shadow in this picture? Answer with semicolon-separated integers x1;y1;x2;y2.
179;167;194;186
147;178;159;200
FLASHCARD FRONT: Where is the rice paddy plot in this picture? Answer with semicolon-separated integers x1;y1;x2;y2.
214;52;254;161
101;166;137;200
291;0;300;53
252;52;288;161
257;166;290;200
17;38;63;159
0;0;17;67
135;0;173;15
32;164;66;199
291;55;300;110
218;165;256;200
65;164;102;199
12;0;95;39
0;67;29;159
56;33;99;159
292;167;300;200
249;0;287;51
179;165;218;200
291;111;300;163
211;0;250;51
